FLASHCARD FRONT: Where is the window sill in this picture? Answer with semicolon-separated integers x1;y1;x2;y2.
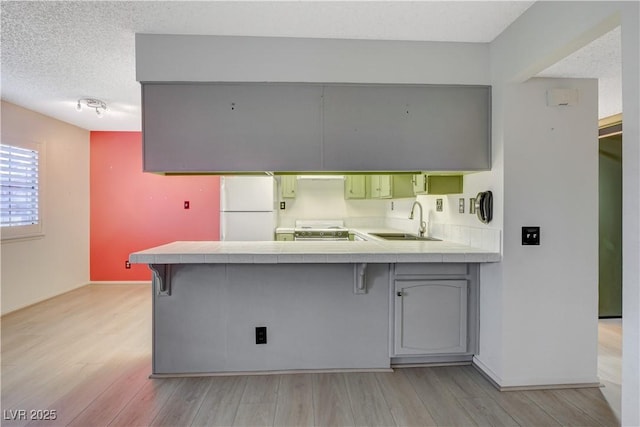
1;231;45;243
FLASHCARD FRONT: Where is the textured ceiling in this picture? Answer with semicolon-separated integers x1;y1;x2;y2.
537;26;622;120
1;1;620;131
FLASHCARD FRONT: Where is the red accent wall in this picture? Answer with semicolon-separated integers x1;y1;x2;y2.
90;131;219;281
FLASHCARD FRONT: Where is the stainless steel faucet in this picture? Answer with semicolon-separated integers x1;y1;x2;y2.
409;201;427;237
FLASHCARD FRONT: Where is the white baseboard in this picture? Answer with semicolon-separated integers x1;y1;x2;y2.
472;356;600;391
87;281;151;286
472;356;503;388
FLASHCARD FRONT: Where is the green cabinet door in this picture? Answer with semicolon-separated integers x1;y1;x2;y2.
391;175;415;198
281;176;297;199
367;175;413;199
367;175;381;198
275;233;294;241
368;175;393;198
379;175;393;198
344;175;367;199
413;174;463;195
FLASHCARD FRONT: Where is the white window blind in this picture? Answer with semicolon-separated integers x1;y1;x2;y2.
1;144;40;227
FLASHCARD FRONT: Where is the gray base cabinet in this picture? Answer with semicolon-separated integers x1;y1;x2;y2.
150;262;479;374
394;280;468;354
152;263;390;374
391;263;478;358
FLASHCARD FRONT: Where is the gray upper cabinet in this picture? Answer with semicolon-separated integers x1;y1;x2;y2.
322;85;491;171
142;83;490;173
142;83;323;172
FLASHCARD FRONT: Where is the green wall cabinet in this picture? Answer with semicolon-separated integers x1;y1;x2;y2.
280;176;297;199
344;175;367;199
367;175;390;198
413;174;463;195
365;175;414;199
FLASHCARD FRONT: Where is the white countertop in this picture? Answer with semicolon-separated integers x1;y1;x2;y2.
130;228;501;264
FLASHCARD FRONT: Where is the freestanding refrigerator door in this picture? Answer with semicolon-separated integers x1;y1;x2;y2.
220;176;275;212
220;212;275;241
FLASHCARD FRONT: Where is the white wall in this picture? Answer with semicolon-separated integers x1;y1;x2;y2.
620;4;640;424
277;177;387;228
475;77;601;387
1;101;90;315
488;2;639;424
505;78;599;384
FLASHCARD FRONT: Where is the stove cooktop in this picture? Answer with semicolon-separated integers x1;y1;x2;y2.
293;220;348;239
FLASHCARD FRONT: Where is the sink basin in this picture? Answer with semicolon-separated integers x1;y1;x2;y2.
370;233;441;241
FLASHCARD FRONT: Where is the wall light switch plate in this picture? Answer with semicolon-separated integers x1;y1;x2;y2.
458;198;465;213
522;226;540;245
436;199;443;212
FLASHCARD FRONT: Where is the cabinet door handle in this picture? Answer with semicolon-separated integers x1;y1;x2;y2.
397;291;403;297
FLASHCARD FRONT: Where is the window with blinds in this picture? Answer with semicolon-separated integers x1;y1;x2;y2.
1;142;42;239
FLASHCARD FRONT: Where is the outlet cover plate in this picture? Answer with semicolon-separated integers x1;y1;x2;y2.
436;199;443;212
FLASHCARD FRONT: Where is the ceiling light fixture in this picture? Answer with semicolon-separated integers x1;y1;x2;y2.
76;98;107;118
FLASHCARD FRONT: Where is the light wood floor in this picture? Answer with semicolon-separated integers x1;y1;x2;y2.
1;284;620;426
597;318;622;421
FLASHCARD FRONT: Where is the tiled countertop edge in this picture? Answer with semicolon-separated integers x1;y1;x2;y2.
130;229;502;265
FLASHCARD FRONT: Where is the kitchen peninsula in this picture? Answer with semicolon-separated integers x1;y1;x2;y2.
130;232;500;376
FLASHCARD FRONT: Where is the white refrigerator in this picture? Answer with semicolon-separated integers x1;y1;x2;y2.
220;176;276;241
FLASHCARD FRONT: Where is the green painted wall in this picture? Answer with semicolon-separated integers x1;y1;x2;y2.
599;134;622;317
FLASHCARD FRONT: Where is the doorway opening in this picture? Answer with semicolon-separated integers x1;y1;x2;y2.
599;115;622;319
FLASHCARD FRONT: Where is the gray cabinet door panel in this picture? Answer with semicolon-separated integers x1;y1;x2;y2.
143;83;323;172
394;279;468;355
323;85;490;171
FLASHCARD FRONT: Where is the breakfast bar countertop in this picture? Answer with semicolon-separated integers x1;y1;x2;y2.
130;228;501;264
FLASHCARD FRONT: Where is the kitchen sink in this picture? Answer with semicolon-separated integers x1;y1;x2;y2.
370;233;441;241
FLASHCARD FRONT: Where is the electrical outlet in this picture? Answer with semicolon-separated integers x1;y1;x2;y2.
255;326;267;344
280;201;286;210
184;201;190;209
436;198;443;212
125;260;131;269
458;198;465;213
469;198;476;214
522;226;540;245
